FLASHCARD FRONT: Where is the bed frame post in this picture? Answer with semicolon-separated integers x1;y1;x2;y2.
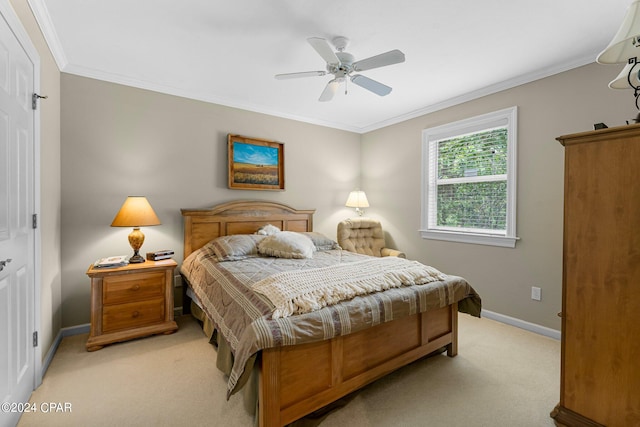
447;302;458;357
259;349;281;427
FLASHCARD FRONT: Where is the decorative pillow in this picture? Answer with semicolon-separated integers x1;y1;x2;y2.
258;231;315;259
256;224;281;236
207;234;265;261
299;232;341;251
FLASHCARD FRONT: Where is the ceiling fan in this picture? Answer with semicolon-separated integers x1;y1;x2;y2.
275;36;405;102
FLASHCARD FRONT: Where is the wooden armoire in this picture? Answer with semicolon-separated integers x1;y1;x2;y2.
551;125;640;426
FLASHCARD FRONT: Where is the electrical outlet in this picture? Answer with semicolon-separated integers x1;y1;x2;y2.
531;286;541;301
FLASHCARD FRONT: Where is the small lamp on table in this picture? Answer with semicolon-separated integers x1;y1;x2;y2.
111;196;161;263
345;190;369;217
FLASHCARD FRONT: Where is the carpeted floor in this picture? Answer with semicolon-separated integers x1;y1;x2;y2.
18;314;560;427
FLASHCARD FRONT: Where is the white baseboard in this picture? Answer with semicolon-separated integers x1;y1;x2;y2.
481;309;561;340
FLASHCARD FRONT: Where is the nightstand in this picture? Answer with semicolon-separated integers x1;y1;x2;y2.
85;259;178;351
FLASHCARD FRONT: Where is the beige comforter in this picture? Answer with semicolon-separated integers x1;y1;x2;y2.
181;247;481;397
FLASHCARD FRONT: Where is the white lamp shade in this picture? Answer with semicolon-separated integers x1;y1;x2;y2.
597;0;640;64
345;190;370;208
608;62;640;88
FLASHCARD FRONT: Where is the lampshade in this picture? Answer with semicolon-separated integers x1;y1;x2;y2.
345;190;370;208
345;190;369;216
111;196;161;227
111;196;161;263
609;61;640;88
597;0;640;64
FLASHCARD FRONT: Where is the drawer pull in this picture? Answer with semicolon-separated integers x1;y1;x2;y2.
132;311;140;318
132;284;140;291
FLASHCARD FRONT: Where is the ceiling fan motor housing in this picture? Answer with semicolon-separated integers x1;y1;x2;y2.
329;51;355;76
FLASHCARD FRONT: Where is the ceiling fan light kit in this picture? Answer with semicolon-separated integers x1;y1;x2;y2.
275;36;405;102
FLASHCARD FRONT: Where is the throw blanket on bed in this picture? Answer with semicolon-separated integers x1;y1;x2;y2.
253;257;448;318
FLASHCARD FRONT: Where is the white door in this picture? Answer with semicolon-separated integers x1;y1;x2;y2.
0;6;36;427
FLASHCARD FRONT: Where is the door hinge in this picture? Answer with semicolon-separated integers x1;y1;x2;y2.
33;331;38;347
32;93;48;110
32;214;37;229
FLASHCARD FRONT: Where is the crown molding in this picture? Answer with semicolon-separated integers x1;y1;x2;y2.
359;52;600;134
62;52;598;136
27;0;68;69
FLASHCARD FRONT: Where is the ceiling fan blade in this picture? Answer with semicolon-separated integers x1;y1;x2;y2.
352;49;405;72
319;79;342;102
275;71;326;80
351;75;392;96
307;37;340;65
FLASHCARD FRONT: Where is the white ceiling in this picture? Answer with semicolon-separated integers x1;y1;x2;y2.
29;0;631;133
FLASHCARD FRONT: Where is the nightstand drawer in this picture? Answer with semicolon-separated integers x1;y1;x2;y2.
103;271;165;305
102;298;165;333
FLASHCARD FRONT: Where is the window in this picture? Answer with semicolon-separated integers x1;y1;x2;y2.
421;107;518;248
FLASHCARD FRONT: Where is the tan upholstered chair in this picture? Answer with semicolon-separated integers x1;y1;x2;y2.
337;218;406;258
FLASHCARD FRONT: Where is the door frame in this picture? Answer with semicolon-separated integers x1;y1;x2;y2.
0;0;42;388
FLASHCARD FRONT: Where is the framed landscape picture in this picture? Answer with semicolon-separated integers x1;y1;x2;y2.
227;134;285;191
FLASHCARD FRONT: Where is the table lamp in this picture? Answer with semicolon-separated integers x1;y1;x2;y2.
111;196;161;263
345;190;369;216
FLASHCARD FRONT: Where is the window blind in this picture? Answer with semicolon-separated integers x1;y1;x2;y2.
432;127;508;233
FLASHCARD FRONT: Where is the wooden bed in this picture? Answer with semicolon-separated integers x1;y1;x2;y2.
181;200;459;427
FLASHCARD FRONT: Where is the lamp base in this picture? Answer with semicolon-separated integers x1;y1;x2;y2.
128;227;146;263
129;252;145;264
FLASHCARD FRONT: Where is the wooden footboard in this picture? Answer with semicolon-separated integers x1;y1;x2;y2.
259;302;458;427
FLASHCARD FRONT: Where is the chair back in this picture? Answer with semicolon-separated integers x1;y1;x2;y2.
337;218;386;257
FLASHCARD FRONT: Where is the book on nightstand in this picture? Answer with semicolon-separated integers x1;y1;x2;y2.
146;250;175;261
94;255;129;268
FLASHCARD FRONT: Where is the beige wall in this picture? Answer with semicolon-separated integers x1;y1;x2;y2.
10;0;62;360
60;74;361;327
361;62;630;330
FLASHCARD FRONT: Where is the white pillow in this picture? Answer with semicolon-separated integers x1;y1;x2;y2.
258;231;314;259
256;224;281;236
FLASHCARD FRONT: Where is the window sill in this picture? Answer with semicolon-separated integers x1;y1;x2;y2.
419;229;518;248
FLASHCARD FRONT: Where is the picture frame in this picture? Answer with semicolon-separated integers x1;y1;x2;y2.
227;134;285;191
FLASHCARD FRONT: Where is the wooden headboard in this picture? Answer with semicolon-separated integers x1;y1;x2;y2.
180;200;315;259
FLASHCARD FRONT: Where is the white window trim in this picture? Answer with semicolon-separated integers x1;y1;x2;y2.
420;106;518;248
